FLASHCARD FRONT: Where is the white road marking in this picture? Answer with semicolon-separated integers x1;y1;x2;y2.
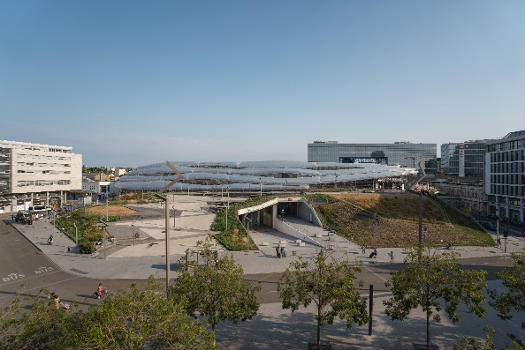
0;270;61;288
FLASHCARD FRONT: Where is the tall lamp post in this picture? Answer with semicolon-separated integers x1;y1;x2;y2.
154;161;183;296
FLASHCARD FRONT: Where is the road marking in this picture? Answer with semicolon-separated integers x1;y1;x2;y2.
2;272;25;282
0;270;61;287
0;275;82;300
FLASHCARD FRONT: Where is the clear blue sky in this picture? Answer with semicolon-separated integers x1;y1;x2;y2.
1;0;523;166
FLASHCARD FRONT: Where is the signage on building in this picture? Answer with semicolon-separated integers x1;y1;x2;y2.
458;144;465;177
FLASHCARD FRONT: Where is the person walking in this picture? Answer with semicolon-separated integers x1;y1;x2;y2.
276;246;281;258
280;246;286;258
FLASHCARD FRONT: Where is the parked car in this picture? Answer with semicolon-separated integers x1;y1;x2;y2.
14;211;33;225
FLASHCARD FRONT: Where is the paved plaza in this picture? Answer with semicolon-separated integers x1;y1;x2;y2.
10;194;525;279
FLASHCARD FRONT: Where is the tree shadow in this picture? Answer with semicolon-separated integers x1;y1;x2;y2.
215;301;519;350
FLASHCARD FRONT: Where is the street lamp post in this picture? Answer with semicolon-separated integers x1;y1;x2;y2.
155;161;183;296
73;222;78;246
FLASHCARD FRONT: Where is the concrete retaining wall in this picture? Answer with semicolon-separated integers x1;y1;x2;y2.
273;218;322;247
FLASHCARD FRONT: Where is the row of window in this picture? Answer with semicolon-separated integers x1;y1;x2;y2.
490;184;525;197
487;140;524;152
17;170;71;175
489;150;524;162
491;174;525;185
16;180;71;187
490;162;525;174
17;162;71;168
17;153;72;161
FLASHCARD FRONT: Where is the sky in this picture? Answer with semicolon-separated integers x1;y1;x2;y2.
1;0;523;166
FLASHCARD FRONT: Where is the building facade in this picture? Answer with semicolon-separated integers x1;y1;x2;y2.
0;140;82;196
307;141;436;169
484;131;525;225
441;141;490;178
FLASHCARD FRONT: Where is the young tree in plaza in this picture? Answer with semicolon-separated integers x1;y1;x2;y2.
384;248;487;350
488;251;525;349
278;250;368;349
0;277;215;350
171;242;260;336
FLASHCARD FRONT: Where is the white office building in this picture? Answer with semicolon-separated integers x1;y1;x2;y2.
0;140;82;208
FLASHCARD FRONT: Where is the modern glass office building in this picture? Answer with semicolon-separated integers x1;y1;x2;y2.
441;141;490;178
307;141;436;169
484;130;525;225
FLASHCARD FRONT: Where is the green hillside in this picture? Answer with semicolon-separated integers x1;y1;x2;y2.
310;193;493;248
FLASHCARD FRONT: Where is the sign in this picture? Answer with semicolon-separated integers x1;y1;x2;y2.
458;144;465;177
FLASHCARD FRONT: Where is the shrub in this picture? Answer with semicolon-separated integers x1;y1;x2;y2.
78;238;94;254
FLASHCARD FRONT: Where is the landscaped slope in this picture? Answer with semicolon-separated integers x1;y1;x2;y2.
311;193;493;248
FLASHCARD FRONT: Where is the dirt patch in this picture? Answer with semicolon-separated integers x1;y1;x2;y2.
86;205;136;217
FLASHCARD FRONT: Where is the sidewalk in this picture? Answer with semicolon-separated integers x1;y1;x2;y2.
9;216;524;278
215;280;524;350
11;218;176;279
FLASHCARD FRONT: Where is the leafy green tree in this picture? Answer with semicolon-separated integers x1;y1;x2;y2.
0;277;215;350
171;244;260;336
488;251;525;349
454;327;495;350
384;248;487;350
278;250;368;348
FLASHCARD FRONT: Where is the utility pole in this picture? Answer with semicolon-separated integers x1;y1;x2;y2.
225;188;230;232
73;222;78;246
99;219;108;260
106;190;109;221
154;161;183;296
418;190;423;253
368;284;374;336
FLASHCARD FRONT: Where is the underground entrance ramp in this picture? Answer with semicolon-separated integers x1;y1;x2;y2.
237;197;325;247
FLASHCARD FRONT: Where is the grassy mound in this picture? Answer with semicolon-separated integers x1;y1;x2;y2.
211;205;256;250
312;193;493;248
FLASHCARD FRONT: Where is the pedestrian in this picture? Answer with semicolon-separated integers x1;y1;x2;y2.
52;293;60;309
281;246;286;258
388;250;394;261
276;246;281;258
496;237;501;249
361;245;366;254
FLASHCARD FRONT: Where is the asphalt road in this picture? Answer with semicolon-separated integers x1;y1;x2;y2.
0;218;516;308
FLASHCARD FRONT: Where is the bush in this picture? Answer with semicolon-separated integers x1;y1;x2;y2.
78;238;94;254
211;206;256;250
54;209;115;254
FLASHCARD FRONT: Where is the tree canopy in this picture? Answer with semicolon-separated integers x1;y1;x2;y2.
488;251;525;349
0;277;215;350
384;248;487;350
171;245;260;333
278;250;368;348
